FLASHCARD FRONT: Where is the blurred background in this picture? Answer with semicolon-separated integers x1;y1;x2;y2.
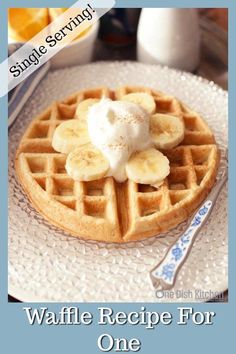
8;8;228;89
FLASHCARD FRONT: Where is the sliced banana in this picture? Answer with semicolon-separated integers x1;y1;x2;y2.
152;180;165;189
150;113;185;149
126;148;170;184
121;93;156;114
75;98;99;125
52;119;90;154
66;144;109;181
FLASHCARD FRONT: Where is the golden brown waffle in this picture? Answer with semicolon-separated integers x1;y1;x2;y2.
15;86;219;242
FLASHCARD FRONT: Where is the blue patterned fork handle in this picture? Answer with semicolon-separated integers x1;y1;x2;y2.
150;156;228;290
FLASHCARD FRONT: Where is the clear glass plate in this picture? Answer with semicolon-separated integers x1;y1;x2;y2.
8;61;228;302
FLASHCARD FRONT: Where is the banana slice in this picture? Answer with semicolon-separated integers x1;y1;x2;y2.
121;93;156;114
75;98;99;124
126;148;170;184
152;180;165;189
66;144;109;181
150;113;185;149
52;119;90;154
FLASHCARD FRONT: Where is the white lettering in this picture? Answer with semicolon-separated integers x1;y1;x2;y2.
23;307;48;325
97;334;141;352
178;307;216;325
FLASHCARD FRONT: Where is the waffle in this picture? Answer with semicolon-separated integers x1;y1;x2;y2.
15;86;219;242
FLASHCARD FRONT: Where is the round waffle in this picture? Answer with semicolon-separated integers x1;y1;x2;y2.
15;86;219;242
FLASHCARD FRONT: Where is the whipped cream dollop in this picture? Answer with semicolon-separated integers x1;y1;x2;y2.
87;98;153;182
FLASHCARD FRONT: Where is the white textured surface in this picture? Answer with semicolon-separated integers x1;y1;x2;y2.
8;61;228;302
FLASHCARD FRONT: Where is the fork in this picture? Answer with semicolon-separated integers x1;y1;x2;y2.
150;149;228;291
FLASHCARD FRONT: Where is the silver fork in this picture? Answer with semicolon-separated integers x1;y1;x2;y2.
150;149;228;290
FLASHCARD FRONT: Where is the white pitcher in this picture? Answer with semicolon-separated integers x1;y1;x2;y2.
137;8;201;72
